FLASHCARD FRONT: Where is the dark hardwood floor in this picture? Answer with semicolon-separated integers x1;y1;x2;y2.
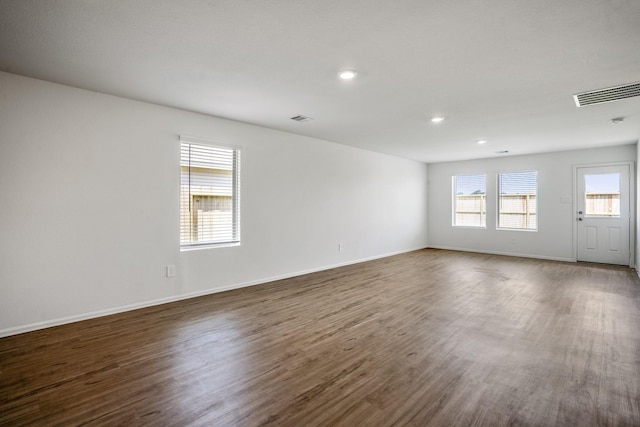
2;249;640;426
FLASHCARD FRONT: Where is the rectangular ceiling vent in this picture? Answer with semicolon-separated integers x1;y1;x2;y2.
573;81;640;107
290;115;313;122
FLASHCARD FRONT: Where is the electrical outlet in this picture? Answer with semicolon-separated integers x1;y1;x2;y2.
166;265;176;278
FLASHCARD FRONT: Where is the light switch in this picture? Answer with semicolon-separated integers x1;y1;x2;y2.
166;265;176;278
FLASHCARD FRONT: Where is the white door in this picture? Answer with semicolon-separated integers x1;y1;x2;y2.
576;164;630;265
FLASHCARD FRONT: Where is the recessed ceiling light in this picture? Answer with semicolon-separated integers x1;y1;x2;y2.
476;139;487;144
431;116;445;123
611;116;625;124
338;70;358;80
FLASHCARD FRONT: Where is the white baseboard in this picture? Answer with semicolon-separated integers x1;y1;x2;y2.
0;247;426;338
427;245;575;263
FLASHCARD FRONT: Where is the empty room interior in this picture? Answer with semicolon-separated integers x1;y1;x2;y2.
1;1;640;425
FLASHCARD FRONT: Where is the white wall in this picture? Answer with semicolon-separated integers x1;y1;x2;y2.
0;72;428;336
428;145;636;261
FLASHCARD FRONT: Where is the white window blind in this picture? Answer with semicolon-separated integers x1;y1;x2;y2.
453;174;486;227
498;170;537;230
180;137;240;249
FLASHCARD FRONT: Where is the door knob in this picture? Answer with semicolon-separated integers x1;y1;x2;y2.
578;218;583;221
578;211;583;214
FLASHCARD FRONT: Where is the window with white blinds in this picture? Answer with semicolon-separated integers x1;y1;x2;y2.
453;174;486;227
180;137;240;249
498;170;537;230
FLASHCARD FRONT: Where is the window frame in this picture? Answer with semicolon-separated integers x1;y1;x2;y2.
496;170;538;231
179;135;241;250
452;174;487;228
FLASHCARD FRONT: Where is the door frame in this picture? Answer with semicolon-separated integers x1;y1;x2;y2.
572;161;635;267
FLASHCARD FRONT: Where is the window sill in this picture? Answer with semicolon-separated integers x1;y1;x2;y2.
180;242;241;252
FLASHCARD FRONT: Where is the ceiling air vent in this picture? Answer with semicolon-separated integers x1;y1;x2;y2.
290;115;313;122
573;81;640;107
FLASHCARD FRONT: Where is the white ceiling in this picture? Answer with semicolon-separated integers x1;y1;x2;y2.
1;0;639;163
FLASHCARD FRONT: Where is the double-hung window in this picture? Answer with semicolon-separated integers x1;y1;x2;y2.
180;136;240;249
497;171;537;230
453;174;486;227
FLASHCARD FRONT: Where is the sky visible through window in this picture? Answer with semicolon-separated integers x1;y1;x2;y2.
499;171;536;194
458;172;619;194
455;175;485;195
455;171;537;195
585;173;620;193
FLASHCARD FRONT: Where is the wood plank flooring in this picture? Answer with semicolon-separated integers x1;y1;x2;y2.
2;249;640;426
